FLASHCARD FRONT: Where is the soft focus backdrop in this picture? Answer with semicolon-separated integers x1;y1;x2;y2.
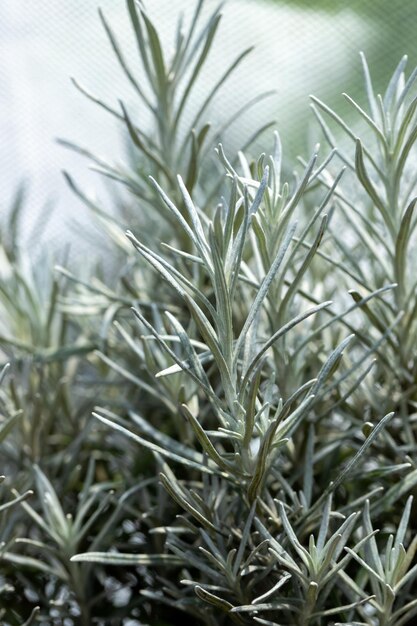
0;0;413;253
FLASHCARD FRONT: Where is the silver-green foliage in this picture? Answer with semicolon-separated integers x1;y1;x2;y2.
68;5;417;626
73;131;417;623
311;53;417;420
2;1;417;625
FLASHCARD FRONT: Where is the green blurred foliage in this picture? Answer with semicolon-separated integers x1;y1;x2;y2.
265;0;417;156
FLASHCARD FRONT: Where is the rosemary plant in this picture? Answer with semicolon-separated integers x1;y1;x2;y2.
1;1;417;625
310;52;417;455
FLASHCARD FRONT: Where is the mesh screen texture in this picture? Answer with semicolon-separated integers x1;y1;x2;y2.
0;0;414;255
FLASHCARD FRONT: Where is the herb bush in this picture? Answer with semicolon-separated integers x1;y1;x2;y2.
1;1;417;625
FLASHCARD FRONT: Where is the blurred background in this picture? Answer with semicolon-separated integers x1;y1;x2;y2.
0;0;414;253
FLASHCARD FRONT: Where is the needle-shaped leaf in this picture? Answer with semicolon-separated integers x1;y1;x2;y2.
234;221;297;365
71;551;182;565
181;404;239;475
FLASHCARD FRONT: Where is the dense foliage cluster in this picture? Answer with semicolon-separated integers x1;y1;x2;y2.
1;2;417;624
